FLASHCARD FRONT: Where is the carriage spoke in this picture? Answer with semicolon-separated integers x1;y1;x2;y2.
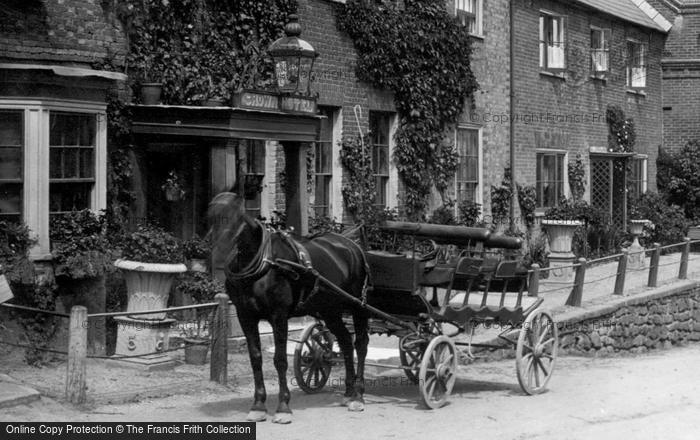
425;376;437;400
535;356;550;377
313;367;320;386
306;366;315;386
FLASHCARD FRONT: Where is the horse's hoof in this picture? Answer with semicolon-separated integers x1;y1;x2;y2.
341;396;352;407
246;410;267;422
272;413;293;424
347;400;365;412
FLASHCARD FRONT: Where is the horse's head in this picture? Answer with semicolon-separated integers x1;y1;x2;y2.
208;192;253;263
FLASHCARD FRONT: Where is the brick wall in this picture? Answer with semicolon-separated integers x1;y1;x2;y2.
512;0;665;196
646;1;700;151
0;0;126;67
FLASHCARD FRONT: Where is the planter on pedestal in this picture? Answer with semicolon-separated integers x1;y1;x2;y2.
627;219;649;269
113;259;186;360
542;219;582;282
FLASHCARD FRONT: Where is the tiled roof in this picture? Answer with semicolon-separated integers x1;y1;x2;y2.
574;0;672;32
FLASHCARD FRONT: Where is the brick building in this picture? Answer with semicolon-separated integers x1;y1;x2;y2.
511;0;670;226
645;0;700;151
0;0;126;258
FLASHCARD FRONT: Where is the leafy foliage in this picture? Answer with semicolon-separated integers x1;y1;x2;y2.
49;210;114;279
568;153;586;201
517;184;537;229
457;200;482;227
634;192;690;246
309;215;345;235
118;0;296;104
490;167;513;225
337;0;478;218
120;225;185;264
339;133;377;222
606;104;635;152
428;202;457;226
175;272;224;339
183;235;210;260
656;141;700;222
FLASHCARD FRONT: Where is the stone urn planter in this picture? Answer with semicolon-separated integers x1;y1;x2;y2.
114;259;187;320
542;219;583;281
627;219;649;269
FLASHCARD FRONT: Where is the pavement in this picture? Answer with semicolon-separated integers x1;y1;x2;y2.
0;374;40;409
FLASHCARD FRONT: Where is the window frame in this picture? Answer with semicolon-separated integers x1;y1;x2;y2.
48;112;98;216
628;155;648;200
455;0;483;37
535;150;568;210
0;110;24;222
311;107;336;217
369;111;392;210
454;126;482;216
539;11;567;72
242;139;265;219
590;26;611;77
626;38;648;89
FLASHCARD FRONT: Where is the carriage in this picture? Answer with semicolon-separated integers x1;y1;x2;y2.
291;221;558;409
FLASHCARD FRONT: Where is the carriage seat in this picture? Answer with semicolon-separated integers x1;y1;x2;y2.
366;250;454;292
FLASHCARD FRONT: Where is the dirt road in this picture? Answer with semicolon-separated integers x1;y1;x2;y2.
3;345;700;440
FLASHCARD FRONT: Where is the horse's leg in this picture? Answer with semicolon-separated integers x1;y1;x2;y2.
323;313;356;407
349;310;370;412
270;315;293;424
240;313;267;422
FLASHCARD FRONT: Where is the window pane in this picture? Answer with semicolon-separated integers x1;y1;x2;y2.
80;149;94;178
0;183;21;215
50;148;62;179
49;182;91;213
0;148;22;180
0;112;22;146
63;149;79;179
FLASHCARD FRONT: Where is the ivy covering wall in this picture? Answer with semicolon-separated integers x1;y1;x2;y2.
118;0;296;104
337;0;479;219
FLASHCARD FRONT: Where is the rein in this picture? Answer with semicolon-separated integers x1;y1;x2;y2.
224;220;272;284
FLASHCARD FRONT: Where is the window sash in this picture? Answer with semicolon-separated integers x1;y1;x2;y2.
540;14;566;70
455;129;479;204
536;153;565;208
627;41;647;88
370;111;392;208
456;0;480;35
590;28;610;73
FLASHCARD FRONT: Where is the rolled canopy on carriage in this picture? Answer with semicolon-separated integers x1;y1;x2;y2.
379;221;523;250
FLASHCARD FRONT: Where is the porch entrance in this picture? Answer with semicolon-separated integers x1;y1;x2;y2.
590;153;633;229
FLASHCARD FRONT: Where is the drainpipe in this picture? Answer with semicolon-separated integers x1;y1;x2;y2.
509;0;516;230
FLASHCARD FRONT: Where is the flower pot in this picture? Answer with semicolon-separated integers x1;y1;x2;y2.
184;339;209;365
114;259;187;320
164;187;183;201
188;258;208;273
541;219;582;255
140;82;162;105
629;219;648;236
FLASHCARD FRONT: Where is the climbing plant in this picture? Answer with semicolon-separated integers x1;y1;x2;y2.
339;133;376;221
337;0;478;218
118;0;296;104
517;183;537;229
491;167;513;226
568;153;586;201
605;104;636;152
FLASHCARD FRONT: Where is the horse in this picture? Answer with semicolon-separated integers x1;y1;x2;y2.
208;192;371;424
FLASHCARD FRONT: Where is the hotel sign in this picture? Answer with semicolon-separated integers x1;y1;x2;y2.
233;90;317;115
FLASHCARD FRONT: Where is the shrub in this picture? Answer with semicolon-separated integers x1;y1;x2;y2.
175;272;225;339
428;202;457;225
635;192;690;246
657;141;700;222
309;215;345;235
120;225;184;264
517;184;537;229
457;200;482;227
0;221;35;285
49;210;114;279
183;235;210;260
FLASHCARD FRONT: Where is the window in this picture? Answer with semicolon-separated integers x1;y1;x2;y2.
539;13;566;70
536;152;565;208
628;156;648;201
243;140;265;219
627;39;647;88
369;112;391;209
455;128;479;204
312;107;335;217
456;0;482;36
0;111;23;222
590;27;610;75
49;113;96;215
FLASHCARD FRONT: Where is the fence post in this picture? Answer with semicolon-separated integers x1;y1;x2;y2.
528;264;540;297
566;258;587;307
648;243;661;288
210;293;230;385
613;250;628;296
65;306;87;405
679;237;691;280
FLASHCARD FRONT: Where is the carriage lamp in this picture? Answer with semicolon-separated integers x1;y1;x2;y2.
268;14;318;95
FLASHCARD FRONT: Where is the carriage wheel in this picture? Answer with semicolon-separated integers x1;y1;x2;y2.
399;333;427;384
294;322;335;394
418;335;458;409
516;309;558;395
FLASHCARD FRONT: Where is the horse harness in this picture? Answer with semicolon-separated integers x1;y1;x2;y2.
225;223;372;310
